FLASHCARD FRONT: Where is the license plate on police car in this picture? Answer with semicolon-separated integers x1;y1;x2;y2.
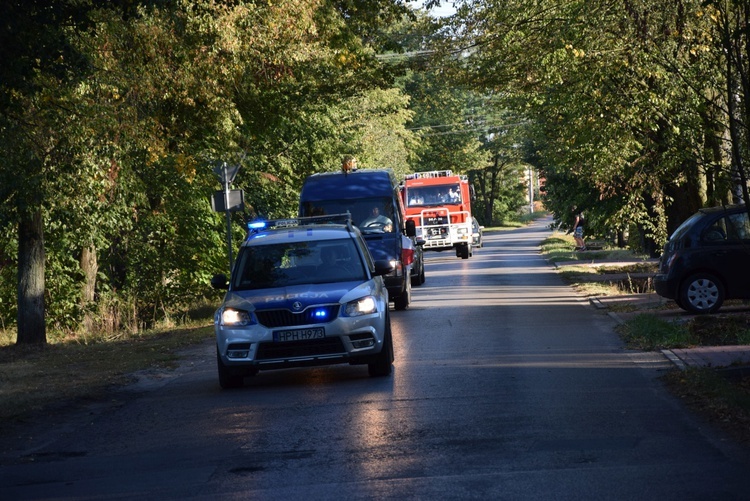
273;327;325;342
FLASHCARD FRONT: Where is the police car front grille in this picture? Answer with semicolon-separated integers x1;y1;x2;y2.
256;337;346;360
255;305;340;328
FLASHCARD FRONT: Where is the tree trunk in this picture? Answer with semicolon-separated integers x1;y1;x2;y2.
484;154;499;224
616;230;626;248
80;244;97;303
17;209;46;345
81;244;98;333
725;16;749;205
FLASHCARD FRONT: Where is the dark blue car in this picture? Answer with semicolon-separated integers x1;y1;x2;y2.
654;204;750;313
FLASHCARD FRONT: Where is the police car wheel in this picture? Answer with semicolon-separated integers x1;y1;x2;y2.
217;348;245;389
368;319;393;377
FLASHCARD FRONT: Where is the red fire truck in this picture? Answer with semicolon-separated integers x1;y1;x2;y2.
401;170;474;259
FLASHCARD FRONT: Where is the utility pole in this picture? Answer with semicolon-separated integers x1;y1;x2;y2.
211;161;243;273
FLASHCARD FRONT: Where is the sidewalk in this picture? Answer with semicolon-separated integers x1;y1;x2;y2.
592;293;750;371
663;345;750;372
554;256;750;371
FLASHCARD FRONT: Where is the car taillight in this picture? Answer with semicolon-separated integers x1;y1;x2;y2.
665;251;678;271
402;247;414;266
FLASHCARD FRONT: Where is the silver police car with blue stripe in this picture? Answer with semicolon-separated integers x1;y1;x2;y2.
211;215;395;388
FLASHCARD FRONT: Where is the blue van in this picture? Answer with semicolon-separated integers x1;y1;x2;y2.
299;169;420;310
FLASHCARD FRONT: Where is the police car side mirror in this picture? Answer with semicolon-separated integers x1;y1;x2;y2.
211;273;229;290
405;219;417;237
373;260;395;276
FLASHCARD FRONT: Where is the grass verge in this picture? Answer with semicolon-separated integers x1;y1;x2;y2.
0;323;213;423
617;311;750;448
618;312;750;351
541;232;657;297
663;368;750;446
618;314;699;351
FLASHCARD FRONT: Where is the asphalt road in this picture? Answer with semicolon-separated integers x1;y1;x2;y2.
2;218;750;500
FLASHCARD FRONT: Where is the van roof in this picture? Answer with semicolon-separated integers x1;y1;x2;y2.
301;169;397;200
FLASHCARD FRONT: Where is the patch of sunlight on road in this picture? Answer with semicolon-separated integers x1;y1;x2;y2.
411;285;585;308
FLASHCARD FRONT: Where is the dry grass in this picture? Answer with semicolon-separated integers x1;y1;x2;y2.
664;368;750;446
0;324;213;423
547;234;658;298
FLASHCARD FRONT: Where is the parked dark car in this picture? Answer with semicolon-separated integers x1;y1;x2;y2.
654;204;750;313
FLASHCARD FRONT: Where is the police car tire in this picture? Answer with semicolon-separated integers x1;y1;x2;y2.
217;347;245;389
368;319;394;377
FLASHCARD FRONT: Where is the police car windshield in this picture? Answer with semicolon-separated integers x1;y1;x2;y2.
300;198;394;234
232;238;367;290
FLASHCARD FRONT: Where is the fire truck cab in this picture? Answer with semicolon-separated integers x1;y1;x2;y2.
401;170;474;259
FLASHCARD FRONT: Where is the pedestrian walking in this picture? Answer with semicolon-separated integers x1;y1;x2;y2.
572;207;586;251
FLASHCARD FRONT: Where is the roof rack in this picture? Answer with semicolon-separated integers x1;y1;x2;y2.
404;170;453;180
404;170;470;182
246;213;353;234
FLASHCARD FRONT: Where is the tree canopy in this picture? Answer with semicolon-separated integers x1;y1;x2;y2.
443;0;750;252
6;0;745;343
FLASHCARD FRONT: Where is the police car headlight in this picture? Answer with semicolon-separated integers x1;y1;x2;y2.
344;296;378;316
221;308;255;326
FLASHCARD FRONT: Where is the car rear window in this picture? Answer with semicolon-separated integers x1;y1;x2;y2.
726;211;750;240
300;197;395;233
670;212;704;241
700;212;750;242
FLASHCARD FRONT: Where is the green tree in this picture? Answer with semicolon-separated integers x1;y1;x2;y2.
470;121;529;225
439;0;737;253
0;0;102;344
0;0;422;343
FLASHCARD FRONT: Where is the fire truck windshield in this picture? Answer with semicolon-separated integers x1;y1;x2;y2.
407;184;462;207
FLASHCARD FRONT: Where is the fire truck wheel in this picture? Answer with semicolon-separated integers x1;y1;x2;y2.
460;244;470;259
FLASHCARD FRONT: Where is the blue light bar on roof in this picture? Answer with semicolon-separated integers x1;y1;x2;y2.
247;221;267;231
246;214;352;237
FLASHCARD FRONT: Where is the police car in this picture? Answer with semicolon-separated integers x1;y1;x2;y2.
210;215;395;388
